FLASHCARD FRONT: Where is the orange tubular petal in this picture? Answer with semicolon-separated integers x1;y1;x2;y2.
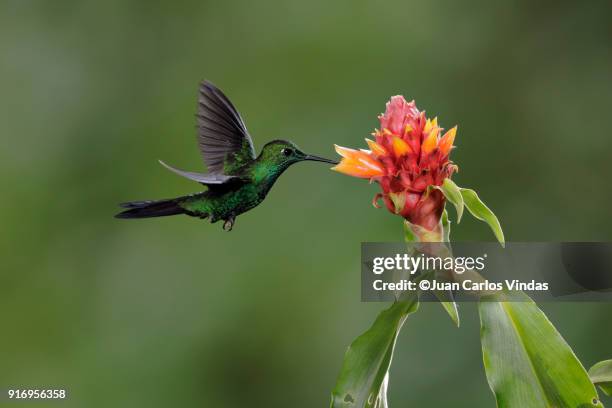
421;127;439;154
331;157;384;178
334;144;359;159
438;126;457;155
365;138;387;156
332;146;385;178
392;136;413;156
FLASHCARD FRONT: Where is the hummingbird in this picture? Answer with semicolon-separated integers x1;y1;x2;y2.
115;80;337;231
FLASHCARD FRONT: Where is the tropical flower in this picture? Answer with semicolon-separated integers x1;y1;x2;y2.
333;96;458;232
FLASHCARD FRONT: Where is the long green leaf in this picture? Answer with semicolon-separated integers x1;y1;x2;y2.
434;210;460;326
403;214;459;327
589;359;612;396
479;291;602;407
434;210;459;326
330;296;418;408
460;188;505;246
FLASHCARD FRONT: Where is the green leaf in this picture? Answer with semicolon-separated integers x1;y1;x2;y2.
437;211;460;326
460;188;505;246
433;287;460;327
589;359;612;396
437;178;464;223
330;296;419;408
432;210;460;327
405;213;458;327
479;291;602;408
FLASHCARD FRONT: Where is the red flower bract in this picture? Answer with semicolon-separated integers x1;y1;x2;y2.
333;96;458;231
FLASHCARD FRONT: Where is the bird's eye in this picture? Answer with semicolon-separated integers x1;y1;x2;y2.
281;148;293;156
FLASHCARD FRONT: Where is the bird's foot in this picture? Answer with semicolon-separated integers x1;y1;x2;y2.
223;216;235;231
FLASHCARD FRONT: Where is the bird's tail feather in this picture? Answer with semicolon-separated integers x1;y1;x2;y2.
115;198;185;219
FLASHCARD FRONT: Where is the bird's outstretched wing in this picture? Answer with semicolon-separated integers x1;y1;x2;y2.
159;160;239;185
196;80;256;175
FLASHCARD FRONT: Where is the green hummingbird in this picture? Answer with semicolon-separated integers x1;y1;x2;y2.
115;80;337;231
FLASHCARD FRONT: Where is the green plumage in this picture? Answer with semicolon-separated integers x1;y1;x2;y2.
179;145;291;222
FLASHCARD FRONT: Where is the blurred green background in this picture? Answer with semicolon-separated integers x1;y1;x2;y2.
1;0;611;406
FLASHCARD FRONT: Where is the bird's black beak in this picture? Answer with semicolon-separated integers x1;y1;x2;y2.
303;154;339;165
